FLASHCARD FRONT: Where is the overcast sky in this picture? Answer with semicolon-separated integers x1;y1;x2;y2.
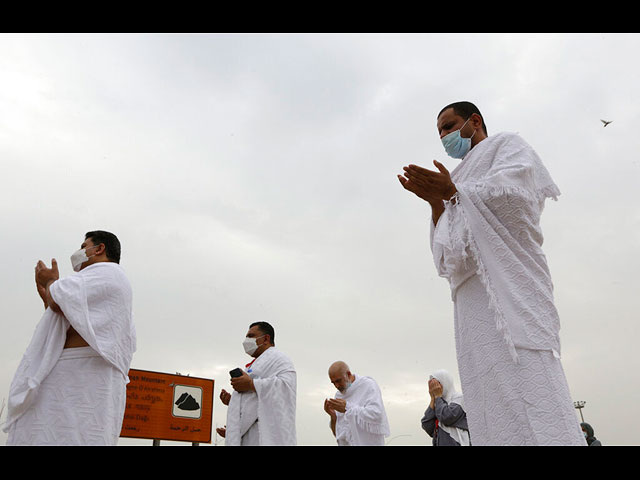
1;33;638;446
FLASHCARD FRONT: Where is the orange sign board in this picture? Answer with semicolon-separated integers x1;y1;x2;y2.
120;368;215;443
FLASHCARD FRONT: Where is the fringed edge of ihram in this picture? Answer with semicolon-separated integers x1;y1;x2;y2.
444;192;521;365
350;410;390;436
444;182;561;365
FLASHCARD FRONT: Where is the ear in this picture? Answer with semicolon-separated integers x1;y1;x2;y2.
470;113;483;130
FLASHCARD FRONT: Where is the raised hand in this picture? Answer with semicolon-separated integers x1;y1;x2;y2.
326;397;347;413
35;258;59;288
219;388;232;406
398;160;457;205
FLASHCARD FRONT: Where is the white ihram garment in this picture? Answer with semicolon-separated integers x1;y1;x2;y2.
334;374;390;446
225;347;297;446
3;262;136;445
430;132;585;446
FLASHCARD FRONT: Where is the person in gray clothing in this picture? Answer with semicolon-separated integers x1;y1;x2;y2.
581;423;602;446
421;370;470;446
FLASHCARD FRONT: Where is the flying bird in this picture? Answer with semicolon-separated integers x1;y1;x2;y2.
601;119;613;127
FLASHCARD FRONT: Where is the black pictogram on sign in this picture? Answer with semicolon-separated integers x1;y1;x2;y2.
172;385;203;419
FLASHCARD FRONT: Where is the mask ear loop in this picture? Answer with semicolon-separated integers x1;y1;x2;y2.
85;244;102;260
462;116;477;140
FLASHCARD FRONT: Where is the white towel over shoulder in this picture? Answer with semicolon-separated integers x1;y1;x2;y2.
432;132;562;363
335;375;390;446
225;347;297;446
3;262;136;433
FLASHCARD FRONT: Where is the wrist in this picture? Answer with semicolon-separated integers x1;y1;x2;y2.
430;199;445;215
446;184;458;202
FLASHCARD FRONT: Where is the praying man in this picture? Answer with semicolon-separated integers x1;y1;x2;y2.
218;321;297;446
324;361;390;446
398;101;586;446
3;231;136;445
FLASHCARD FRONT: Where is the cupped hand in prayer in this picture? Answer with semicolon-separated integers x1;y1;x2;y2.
326;398;347;413
324;398;337;418
35;259;59;307
428;378;443;399
35;258;59;289
219;389;232;406
398;160;457;205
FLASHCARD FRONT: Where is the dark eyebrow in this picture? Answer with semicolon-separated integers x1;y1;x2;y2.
439;120;458;135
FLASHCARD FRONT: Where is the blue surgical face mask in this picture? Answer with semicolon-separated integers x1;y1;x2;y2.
441;117;476;159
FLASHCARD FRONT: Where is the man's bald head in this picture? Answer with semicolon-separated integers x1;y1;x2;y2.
329;361;349;376
329;361;355;393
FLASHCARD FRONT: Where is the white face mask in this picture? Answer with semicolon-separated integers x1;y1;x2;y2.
70;245;99;272
242;334;266;355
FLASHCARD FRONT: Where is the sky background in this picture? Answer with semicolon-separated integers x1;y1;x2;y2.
1;33;638;446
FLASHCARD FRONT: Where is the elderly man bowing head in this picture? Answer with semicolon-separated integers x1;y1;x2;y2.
324;361;390;446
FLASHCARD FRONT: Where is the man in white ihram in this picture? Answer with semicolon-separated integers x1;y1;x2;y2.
218;321;297;446
3;230;136;445
324;361;390;446
398;101;586;446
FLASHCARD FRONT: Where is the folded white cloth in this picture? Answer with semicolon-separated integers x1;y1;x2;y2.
6;346;129;445
432;132;562;363
3;262;135;435
335;374;390;446
225;347;297;446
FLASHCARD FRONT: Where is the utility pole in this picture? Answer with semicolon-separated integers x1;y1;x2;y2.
573;400;586;422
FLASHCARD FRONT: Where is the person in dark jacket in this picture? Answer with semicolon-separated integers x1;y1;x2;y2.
581;422;602;446
421;370;470;446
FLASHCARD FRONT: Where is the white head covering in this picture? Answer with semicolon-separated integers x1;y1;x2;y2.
430;369;464;407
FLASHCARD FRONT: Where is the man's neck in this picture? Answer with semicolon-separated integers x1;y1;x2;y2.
471;132;488;149
253;344;273;359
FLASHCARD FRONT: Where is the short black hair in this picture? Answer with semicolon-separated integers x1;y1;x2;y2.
250;321;275;346
438;101;488;135
85;230;121;264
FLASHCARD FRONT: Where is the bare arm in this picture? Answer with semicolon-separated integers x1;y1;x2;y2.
324;398;337;437
35;259;62;313
35;259;91;348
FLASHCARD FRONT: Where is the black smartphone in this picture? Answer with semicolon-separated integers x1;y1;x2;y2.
229;368;243;378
